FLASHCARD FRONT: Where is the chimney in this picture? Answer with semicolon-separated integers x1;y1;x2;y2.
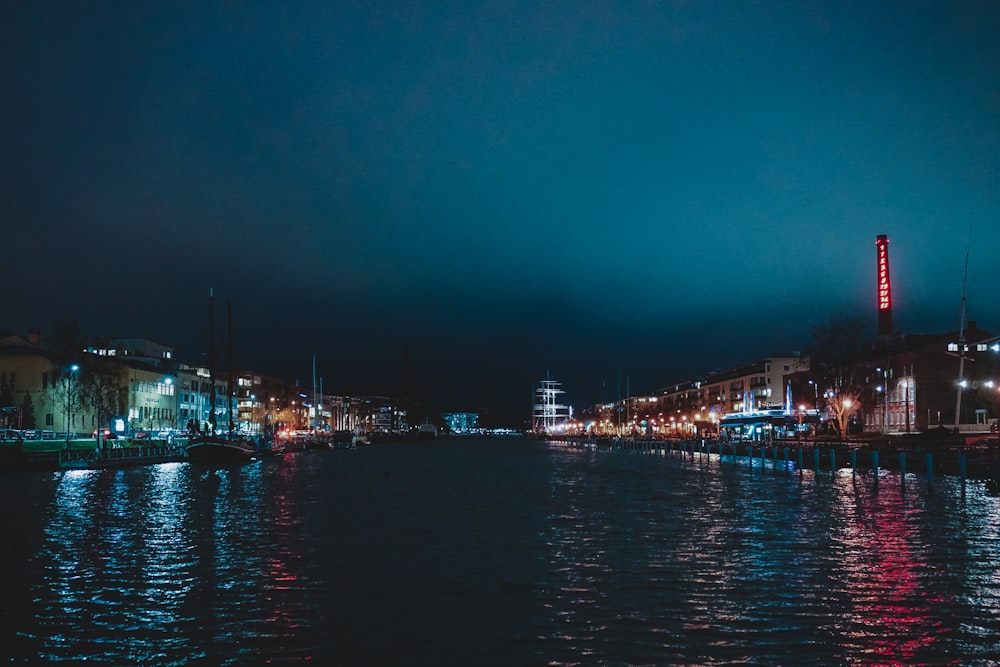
876;235;893;337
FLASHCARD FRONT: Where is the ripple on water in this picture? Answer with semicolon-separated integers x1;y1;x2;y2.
4;440;1000;665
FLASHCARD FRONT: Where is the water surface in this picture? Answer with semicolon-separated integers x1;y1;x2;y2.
2;438;999;665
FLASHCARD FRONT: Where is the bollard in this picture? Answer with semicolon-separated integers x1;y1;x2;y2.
925;453;934;486
959;453;967;485
899;451;906;487
872;450;879;485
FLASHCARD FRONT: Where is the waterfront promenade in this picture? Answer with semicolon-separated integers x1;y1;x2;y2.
0;437;185;471
555;434;1000;485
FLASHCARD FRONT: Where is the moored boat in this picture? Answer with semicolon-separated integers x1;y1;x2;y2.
185;289;256;464
186;434;257;463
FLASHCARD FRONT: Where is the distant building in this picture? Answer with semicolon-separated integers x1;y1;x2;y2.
442;412;478;433
594;355;810;438
83;337;177;369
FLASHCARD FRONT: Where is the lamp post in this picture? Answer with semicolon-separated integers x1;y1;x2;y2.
843;398;853;442
65;364;79;446
902;379;911;434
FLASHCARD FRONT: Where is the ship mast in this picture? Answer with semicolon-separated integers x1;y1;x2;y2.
208;288;217;435
953;222;972;432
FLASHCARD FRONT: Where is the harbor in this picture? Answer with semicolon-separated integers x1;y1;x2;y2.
4;436;1000;665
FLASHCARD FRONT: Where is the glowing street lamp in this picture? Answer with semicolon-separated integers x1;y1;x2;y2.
65;363;80;443
901;380;911;433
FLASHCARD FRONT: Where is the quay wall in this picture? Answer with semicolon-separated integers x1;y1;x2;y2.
550;436;1000;482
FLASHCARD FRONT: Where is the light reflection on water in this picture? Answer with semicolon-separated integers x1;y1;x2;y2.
3;441;1000;665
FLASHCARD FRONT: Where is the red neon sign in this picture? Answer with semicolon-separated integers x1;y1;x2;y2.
876;237;891;311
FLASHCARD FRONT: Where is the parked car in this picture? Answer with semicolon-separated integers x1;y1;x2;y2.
92;429;117;440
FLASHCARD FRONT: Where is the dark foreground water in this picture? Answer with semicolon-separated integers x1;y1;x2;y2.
3;438;1000;666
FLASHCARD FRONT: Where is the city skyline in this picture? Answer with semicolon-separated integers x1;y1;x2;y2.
4;2;999;417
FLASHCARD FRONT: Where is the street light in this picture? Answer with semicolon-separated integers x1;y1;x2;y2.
66;364;80;443
902;380;911;433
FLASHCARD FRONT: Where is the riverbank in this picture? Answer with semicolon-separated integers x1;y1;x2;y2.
1;438;188;471
553;435;1000;481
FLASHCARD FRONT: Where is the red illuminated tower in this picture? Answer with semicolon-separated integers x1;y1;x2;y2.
876;234;893;337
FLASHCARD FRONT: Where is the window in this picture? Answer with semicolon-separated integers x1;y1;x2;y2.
45;414;53;426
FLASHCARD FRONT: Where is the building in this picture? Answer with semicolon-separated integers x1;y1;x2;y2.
119;360;176;434
851;322;1000;434
594;355;811;438
442;412;479;433
0;333;65;434
82;337;177;369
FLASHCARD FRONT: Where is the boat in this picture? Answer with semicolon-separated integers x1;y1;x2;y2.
416;422;438;439
331;430;356;449
186;290;256;464
187;433;256;463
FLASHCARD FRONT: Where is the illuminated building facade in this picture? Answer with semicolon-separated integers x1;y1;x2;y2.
593;356;811;438
442;412;479;433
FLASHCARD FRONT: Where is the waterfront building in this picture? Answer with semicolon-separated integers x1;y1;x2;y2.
595;355;810;438
121;360;177;434
353;395;406;433
852;322;999;435
442;412;479;433
82;337;176;369
0;333;65;434
176;364;230;434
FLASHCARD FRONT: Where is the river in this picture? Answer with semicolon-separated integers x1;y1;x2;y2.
2;437;999;665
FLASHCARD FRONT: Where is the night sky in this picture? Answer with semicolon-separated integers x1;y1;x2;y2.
3;2;999;421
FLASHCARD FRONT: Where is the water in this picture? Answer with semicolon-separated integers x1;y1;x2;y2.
3;438;1000;665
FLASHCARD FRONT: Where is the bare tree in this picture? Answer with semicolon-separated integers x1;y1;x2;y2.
809;311;869;391
827;391;861;441
49;366;85;438
81;361;127;450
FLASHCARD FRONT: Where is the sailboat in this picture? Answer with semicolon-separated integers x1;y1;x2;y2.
186;290;257;464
